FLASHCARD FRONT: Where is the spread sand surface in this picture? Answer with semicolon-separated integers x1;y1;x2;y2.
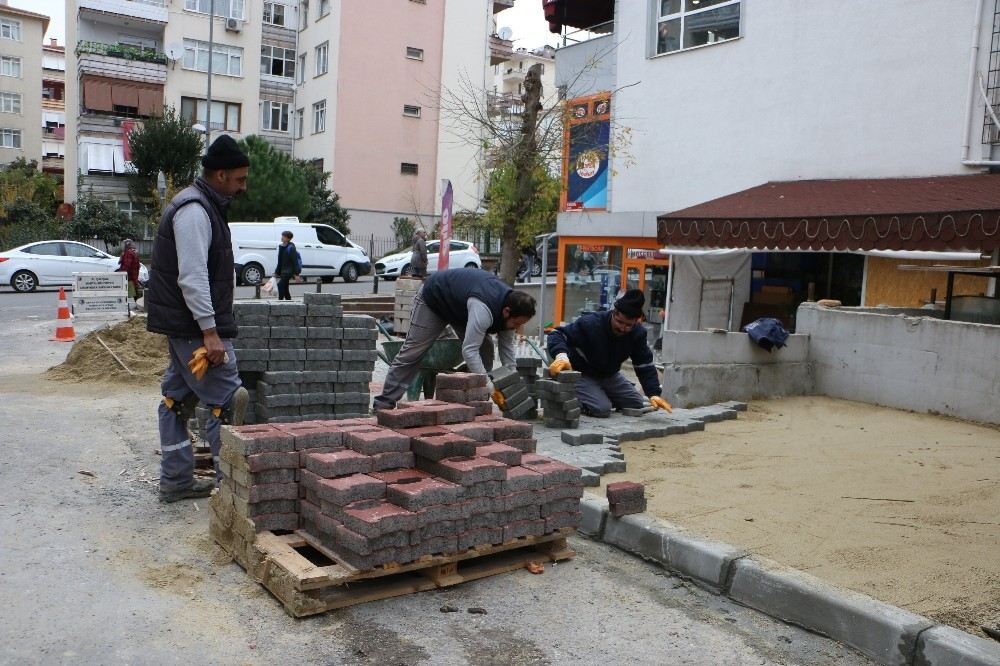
600;396;1000;636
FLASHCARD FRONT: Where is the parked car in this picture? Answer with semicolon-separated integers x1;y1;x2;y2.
375;240;481;280
229;220;371;285
0;240;149;293
522;233;559;277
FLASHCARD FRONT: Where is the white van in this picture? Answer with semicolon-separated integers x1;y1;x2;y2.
230;218;371;285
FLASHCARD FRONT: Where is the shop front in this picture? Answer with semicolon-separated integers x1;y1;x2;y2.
554;235;669;346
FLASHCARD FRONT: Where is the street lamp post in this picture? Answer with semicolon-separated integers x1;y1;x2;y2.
205;0;216;146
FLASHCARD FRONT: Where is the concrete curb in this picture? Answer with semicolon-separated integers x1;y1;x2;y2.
577;492;1000;666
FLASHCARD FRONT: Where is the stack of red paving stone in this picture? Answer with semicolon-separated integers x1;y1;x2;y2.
606;481;647;517
430;372;494;416
217;399;584;572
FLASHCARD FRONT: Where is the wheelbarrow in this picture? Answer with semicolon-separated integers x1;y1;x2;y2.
375;320;464;400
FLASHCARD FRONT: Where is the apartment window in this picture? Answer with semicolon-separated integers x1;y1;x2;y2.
402;104;421;118
0;129;21;149
312;100;326;132
299;0;308;28
261;45;295;78
400;162;418;175
314;42;328;76
261;100;290;132
183;39;243;77
181;96;241;131
295;107;304;138
318;0;330;18
1;18;21;41
296;53;306;84
0;91;20;114
0;55;21;77
405;47;424;61
185;0;244;20
262;1;287;26
655;0;741;55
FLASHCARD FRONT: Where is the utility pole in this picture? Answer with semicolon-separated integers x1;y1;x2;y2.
205;0;216;146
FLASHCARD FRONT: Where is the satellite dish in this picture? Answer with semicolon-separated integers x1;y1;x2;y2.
498;27;513;41
165;42;183;61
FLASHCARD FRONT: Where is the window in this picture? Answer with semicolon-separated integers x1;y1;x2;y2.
260;45;295;78
655;0;741;55
185;0;244;20
299;0;308;29
0;55;21;77
262;1;286;26
405;47;424;61
318;0;330;18
294;107;304;138
0;128;21;148
24;242;61;255
296;53;305;84
0;91;20;113
312;100;326;133
1;18;21;41
314;42;328;76
402;104;421;118
400;162;418;175
63;242;104;258
183;39;243;77
261;100;289;131
181;96;241;131
314;225;348;246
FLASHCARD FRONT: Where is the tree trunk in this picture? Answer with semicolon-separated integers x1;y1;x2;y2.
498;63;545;286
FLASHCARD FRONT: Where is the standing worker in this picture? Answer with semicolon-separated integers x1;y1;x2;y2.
373;267;536;410
145;135;250;503
273;230;300;300
547;289;672;417
410;228;428;278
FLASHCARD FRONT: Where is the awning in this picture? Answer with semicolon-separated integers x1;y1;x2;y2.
543;0;614;34
657;175;1000;252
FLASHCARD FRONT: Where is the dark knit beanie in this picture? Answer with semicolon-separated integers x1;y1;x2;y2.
614;289;645;318
202;135;250;170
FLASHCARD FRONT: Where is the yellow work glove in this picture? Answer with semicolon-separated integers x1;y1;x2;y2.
491;389;507;409
548;353;572;377
650;396;673;413
188;346;209;381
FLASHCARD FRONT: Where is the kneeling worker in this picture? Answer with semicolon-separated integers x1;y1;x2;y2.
546;289;672;417
373;267;536;410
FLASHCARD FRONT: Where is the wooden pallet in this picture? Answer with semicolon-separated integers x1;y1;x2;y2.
212;508;575;617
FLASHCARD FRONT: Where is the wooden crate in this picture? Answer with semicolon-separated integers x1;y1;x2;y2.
210;495;575;617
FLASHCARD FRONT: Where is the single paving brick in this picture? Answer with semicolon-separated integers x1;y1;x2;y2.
370;450;415;471
490;418;533;440
387;477;463;510
418;455;508;485
315;473;386;506
415;504;466;527
333;520;411;555
610;497;648;517
441;422;495;442
346;429;411;455
497;437;537;453
221;424;295;455
411;433;478;461
434;372;488;390
474;443;522;466
545;511;582;532
502;466;544;493
606;480;645;504
369;468;431;485
342;499;419;538
462;480;503;498
304;449;373;477
375;405;437;429
503;519;546;542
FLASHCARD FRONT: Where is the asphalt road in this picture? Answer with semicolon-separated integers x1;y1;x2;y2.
0;308;873;665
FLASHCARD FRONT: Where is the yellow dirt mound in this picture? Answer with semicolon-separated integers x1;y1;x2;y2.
47;315;168;383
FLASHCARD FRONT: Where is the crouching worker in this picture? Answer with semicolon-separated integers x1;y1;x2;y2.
546;288;672;417
373;267;536;410
145;135;250;503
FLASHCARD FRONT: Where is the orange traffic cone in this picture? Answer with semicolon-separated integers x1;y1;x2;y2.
51;287;76;342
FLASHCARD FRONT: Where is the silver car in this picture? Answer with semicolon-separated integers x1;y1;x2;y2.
0;240;149;293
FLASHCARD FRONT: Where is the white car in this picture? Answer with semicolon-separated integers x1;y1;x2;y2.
375;240;481;280
0;240;148;293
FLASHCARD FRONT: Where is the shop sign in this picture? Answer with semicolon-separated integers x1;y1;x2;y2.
579;245;605;252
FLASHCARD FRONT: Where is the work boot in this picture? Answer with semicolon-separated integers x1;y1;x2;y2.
231;386;249;426
159;478;215;503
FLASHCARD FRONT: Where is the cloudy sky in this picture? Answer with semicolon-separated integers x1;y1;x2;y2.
26;0;557;50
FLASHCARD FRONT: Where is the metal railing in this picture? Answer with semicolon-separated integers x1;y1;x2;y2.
561;20;615;46
77;41;168;65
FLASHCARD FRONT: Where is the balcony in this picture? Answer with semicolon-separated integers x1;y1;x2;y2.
486;91;524;117
492;0;514;13
489;34;514;66
78;42;168;85
502;66;524;83
79;0;168;23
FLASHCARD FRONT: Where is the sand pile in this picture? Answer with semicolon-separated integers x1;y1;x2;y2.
47;316;167;383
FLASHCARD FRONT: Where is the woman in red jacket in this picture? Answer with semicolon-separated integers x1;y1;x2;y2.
117;238;142;310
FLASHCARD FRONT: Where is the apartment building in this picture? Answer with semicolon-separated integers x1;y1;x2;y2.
0;0;47;166
541;0;1000;326
41;37;65;174
293;0;509;236
491;45;555;114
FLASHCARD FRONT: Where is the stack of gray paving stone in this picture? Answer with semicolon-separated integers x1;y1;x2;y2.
491;366;534;420
230;294;378;424
537;371;582;428
393;277;421;335
514;357;542;420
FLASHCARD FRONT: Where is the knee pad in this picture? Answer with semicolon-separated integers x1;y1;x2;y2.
211;386;249;426
163;395;197;421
